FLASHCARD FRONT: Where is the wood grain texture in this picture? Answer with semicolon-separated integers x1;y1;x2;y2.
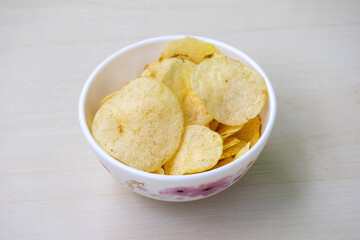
1;0;359;239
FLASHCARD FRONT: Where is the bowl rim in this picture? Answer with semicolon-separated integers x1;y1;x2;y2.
78;35;277;181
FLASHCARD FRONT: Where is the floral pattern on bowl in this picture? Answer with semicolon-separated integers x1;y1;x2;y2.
125;180;148;192
123;163;252;201
159;176;231;197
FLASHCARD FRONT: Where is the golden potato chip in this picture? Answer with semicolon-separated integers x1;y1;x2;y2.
92;77;184;172
208;119;220;131
141;61;160;78
160;37;219;64
212;53;226;59
100;91;119;107
233;115;261;148
216;124;244;140
212;141;250;170
152;167;165;175
156;58;195;102
191;58;267;126
220;140;248;159
164;53;193;62
157;58;212;126
203;52;226;60
182;89;213;126
223;137;242;150
234;142;250;159
211;156;233;170
164;125;223;175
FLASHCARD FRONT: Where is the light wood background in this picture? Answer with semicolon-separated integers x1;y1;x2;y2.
1;0;359;239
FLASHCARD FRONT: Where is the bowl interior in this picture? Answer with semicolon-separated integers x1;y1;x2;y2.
84;36;272;139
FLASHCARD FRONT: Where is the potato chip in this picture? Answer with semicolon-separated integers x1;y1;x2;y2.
212;141;250;170
156;58;195;102
216;124;244;140
233;115;261;148
152;167;165;175
157;58;212;126
234;142;250;159
164;53;193;62
160;37;219;64
100;91;119;107
211;156;234;170
223;137;242;150
203;52;226;60
141;61;160;78
164;125;223;175
92;77;184;172
220;140;248;159
208;119;220;131
182;89;213;126
191;58;267;126
212;53;226;59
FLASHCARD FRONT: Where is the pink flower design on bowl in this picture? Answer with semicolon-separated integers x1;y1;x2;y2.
159;186;197;197
159;177;231;198
136;185;148;192
99;160;111;174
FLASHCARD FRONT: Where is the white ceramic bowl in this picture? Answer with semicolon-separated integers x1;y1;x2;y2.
78;35;276;202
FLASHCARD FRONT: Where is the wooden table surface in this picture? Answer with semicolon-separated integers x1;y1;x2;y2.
1;1;360;239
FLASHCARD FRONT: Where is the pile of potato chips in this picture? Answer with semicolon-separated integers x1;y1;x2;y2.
92;37;267;175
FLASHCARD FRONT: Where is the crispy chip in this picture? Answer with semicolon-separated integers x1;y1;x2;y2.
164;125;223;175
234;142;250;159
216;124;244;140
157;58;212;126
165;54;193;62
212;53;227;59
156;58;195;102
191;58;267;126
223;137;242;150
233;115;261;148
220;140;248;159
92;77;184;172
208;119;220;131
212;141;250;170
182;89;213;126
100;91;119;107
141;61;160;78
152;167;165;175
211;156;234;170
161;37;219;64
203;52;226;60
